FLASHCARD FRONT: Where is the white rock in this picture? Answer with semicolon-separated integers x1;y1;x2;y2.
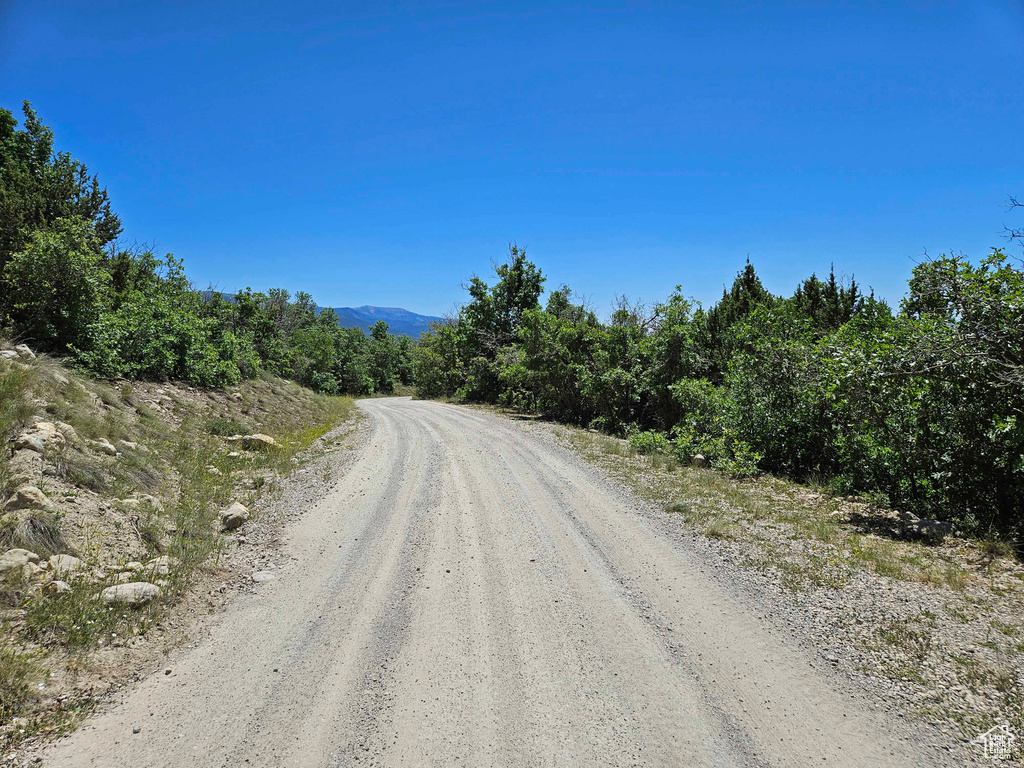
145;555;171;577
100;582;162;607
119;495;164;514
3;486;51;511
48;554;85;576
54;421;78;444
93;439;118;456
14;344;35;360
13;423;65;453
251;570;277;583
6;450;43;488
22;562;45;580
0;349;18;361
220;502;249;531
118;440;139;451
0;548;40;574
44;580;72;595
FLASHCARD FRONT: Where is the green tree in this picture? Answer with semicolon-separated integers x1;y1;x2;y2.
395;334;415;385
414;320;465;399
701;260;775;382
1;216;107;351
366;320;399;393
790;266;864;333
0;103;121;282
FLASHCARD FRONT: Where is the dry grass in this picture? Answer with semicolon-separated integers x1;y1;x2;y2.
562;427;1006;592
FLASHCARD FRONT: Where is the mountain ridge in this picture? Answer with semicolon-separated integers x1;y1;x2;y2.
200;291;442;337
326;305;443;337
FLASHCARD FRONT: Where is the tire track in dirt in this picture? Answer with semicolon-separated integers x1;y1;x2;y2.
41;398;940;768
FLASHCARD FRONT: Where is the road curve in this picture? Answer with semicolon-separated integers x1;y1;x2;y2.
42;397;931;768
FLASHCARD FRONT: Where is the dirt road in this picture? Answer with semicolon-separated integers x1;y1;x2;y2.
42;398;934;767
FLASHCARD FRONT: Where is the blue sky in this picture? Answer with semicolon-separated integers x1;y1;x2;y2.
2;1;1022;317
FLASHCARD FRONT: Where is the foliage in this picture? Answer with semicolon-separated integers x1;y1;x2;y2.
415;239;1024;541
3;103;1021;542
0;102;121;280
628;430;671;455
2;217;107;352
366;320;401;394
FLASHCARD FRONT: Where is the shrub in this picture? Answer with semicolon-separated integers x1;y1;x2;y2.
0;512;68;558
1;217;106;352
629;430;671;455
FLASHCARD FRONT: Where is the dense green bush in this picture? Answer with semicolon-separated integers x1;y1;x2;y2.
3;217;107;353
415;242;1024;542
628;430;671;455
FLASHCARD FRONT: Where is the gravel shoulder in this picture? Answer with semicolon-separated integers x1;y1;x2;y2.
38;398;952;767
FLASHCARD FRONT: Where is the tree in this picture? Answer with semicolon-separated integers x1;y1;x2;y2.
463;245;545;356
790;265;864;333
414;319;465;399
491;245;546;345
366;320;399;393
701;260;774;382
1005;195;1023;251
395;334;415;385
0;102;121;281
903;250;1024;389
1;216;107;351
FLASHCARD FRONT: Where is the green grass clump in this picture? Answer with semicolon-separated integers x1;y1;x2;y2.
0;644;38;722
22;578;158;650
205;417;249;437
0;363;36;445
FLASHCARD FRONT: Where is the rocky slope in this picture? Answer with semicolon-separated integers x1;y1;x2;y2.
0;343;356;752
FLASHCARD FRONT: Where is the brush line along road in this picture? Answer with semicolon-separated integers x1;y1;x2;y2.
43;397;928;768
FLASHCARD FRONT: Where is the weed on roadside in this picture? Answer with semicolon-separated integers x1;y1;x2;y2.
0;643;39;722
22;577;159;650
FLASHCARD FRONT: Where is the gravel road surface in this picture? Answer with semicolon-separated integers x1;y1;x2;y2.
42;398;935;767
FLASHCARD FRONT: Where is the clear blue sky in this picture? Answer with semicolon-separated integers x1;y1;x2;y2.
2;1;1021;317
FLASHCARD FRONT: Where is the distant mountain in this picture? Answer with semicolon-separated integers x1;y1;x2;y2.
322;306;443;337
201;292;442;337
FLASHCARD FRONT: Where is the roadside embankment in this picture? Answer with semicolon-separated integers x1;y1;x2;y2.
0;343;358;752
